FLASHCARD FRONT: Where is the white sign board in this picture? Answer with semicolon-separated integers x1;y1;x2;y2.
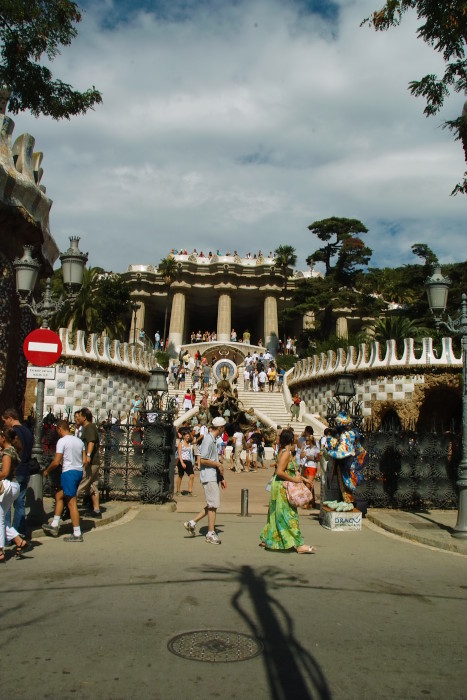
27;366;56;380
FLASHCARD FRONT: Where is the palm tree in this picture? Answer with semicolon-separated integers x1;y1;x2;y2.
50;267;130;340
52;267;103;333
158;256;178;347
366;315;430;354
274;245;297;349
274;245;297;298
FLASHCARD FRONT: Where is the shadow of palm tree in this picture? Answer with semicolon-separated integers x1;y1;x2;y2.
194;563;332;700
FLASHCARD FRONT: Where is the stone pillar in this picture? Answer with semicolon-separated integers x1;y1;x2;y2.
336;316;348;340
303;311;315;330
217;293;231;342
129;301;145;344
264;295;278;348
168;291;186;351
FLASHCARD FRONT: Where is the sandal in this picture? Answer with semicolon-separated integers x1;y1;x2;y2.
297;545;316;554
0;548;5;563
15;539;29;558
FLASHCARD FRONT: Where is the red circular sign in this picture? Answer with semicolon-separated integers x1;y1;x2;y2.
23;329;62;367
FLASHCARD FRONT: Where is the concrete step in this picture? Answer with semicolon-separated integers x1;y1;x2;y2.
168;379;313;432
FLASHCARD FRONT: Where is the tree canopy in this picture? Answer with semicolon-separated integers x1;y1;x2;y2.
307;216;372;283
0;0;102;119
362;1;467;194
50;267;130;339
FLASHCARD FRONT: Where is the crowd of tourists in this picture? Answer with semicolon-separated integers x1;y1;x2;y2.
0;407;103;562
169;249;274;260
182;418;325;551
0;401;326;557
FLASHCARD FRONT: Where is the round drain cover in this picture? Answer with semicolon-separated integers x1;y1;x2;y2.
168;630;264;663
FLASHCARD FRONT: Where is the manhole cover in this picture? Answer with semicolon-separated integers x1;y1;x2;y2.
168;630;264;663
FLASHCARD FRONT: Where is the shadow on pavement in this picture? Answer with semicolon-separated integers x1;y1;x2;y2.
195;563;332;700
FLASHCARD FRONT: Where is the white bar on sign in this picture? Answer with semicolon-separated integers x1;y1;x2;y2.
28;341;58;352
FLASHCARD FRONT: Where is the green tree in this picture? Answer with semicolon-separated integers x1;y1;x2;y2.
158;256;178;346
0;0;102;118
50;267;130;339
307;217;371;278
273;245;297;299
362;1;467;194
366;315;430;353
274;245;297;347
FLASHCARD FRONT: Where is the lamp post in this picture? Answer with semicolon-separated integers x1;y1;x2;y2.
13;237;88;520
326;373;363;432
130;301;141;346
140;366;176;503
425;266;467;539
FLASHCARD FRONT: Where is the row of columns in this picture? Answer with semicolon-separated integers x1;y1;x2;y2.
167;289;279;351
130;295;350;349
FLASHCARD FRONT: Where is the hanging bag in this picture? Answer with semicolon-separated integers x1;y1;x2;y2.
285;481;313;508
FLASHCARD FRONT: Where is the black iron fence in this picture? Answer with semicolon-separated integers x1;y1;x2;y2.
357;425;460;509
40;405;176;504
39;411;460;509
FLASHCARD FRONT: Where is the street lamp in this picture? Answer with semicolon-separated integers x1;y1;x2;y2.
13;236;88;520
140;366;176;503
425;266;467;539
130;300;141;345
326;373;363;431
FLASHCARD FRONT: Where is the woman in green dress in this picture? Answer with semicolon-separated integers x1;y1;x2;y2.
260;428;316;554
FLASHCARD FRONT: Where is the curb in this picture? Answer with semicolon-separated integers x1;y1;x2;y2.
366;513;467;555
30;504;134;540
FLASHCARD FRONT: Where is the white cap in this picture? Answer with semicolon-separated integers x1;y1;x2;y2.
212;416;226;427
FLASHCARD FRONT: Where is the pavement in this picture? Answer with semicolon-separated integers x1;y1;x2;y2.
6;490;467;700
31;464;467;556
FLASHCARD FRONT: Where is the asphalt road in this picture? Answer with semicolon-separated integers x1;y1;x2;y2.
1;506;466;700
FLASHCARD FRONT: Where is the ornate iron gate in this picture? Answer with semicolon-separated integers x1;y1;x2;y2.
357;426;460;509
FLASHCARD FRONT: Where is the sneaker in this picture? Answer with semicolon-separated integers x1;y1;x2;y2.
42;523;60;537
63;534;83;542
205;532;221;545
183;521;196;535
88;510;102;519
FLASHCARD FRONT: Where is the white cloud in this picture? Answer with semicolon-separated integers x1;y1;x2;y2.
13;0;467;273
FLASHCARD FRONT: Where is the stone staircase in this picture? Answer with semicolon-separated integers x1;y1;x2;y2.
168;370;315;434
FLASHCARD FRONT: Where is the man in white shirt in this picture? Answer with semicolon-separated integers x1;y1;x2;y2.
42;420;86;542
258;369;267;392
184;417;226;544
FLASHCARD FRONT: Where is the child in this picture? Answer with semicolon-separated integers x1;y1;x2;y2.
176;432;195;496
300;435;320;508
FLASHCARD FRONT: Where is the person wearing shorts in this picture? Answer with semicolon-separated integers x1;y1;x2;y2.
300;435;320;508
76;408;101;518
42;420;86;542
176;432;195;495
183;417;226;544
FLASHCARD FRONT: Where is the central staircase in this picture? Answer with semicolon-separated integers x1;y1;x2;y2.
168;370;314;433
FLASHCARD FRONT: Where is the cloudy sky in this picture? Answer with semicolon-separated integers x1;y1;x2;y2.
14;0;467;273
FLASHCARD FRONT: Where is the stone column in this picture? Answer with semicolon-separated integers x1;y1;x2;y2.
303;311;315;330
129;301;145;344
336;316;348;340
168;291;186;351
264;295;278;348
217;293;231;342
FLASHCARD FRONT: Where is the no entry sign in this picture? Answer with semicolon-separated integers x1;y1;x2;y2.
23;328;62;367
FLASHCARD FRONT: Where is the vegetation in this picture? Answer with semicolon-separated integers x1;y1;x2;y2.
158;256;179;345
287;220;467;358
48;267;131;339
0;0;102;118
362;1;467;194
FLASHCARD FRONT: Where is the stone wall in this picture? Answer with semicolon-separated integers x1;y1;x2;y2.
24;328;159;421
287;337;462;425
